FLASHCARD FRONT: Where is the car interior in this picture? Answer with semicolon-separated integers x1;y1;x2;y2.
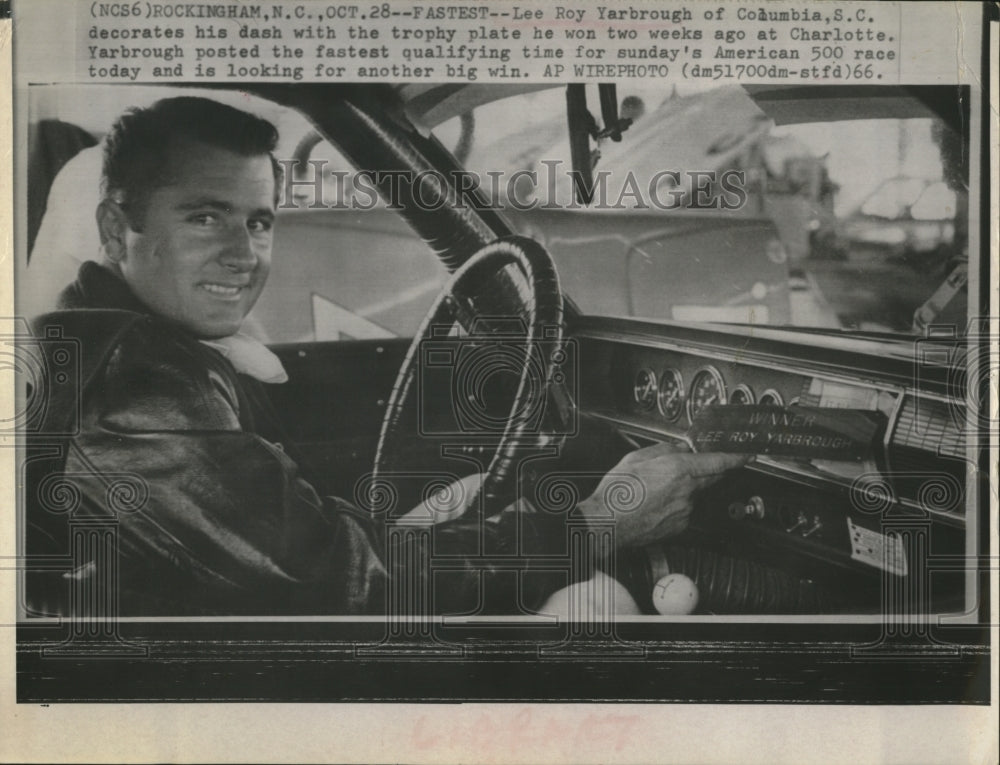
22;81;979;618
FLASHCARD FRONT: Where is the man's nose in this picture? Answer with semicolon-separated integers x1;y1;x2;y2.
219;226;258;272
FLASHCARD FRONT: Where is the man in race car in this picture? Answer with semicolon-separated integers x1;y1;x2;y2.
25;96;748;616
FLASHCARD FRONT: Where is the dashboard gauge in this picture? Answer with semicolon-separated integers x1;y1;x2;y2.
633;368;658;410
729;384;755;405
656;369;685;422
687;366;726;423
758;389;785;407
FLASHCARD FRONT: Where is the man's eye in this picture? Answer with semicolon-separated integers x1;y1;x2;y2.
248;219;273;233
189;213;219;226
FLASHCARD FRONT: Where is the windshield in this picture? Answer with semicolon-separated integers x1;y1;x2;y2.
436;84;969;336
24;83;969;344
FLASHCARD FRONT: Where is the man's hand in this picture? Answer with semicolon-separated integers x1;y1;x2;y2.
577;442;751;547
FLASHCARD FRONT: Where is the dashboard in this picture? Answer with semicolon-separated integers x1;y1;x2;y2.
568;316;973;614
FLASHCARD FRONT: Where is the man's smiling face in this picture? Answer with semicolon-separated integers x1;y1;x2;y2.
110;139;276;339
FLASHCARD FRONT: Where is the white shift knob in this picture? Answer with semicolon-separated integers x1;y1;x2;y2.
651;573;699;615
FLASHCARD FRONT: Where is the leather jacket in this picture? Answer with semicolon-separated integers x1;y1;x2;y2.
25;263;568;616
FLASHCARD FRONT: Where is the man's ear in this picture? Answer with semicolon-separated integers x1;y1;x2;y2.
96;199;130;264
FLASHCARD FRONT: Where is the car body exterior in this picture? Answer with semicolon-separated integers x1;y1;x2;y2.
811;175;958;268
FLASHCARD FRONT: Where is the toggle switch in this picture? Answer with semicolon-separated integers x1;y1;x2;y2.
785;511;809;533
802;515;824;538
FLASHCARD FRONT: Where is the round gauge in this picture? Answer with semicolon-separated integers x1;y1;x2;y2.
686;366;727;423
633;368;658;410
758;389;785;407
729;384;755;405
656;369;685;422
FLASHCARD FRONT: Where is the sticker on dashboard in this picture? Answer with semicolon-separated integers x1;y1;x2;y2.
847;518;908;576
688;405;886;460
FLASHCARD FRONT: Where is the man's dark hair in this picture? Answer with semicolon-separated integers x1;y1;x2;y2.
101;96;282;229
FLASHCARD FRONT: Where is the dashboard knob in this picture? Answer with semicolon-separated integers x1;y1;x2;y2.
728;495;766;520
651;573;699;615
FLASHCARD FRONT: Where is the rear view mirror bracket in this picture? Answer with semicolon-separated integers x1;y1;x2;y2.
566;84;634;205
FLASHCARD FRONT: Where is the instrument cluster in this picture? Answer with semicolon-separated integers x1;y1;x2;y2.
580;329;967;534
630;362;799;427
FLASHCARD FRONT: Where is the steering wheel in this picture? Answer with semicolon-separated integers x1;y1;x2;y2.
372;235;567;518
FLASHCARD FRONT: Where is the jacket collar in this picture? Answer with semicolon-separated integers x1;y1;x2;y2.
58;261;151;314
57;262;288;384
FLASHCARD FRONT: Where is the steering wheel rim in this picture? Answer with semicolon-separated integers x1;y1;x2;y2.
372;235;565;518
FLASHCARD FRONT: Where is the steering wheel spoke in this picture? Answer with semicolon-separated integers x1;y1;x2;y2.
373;236;568;518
